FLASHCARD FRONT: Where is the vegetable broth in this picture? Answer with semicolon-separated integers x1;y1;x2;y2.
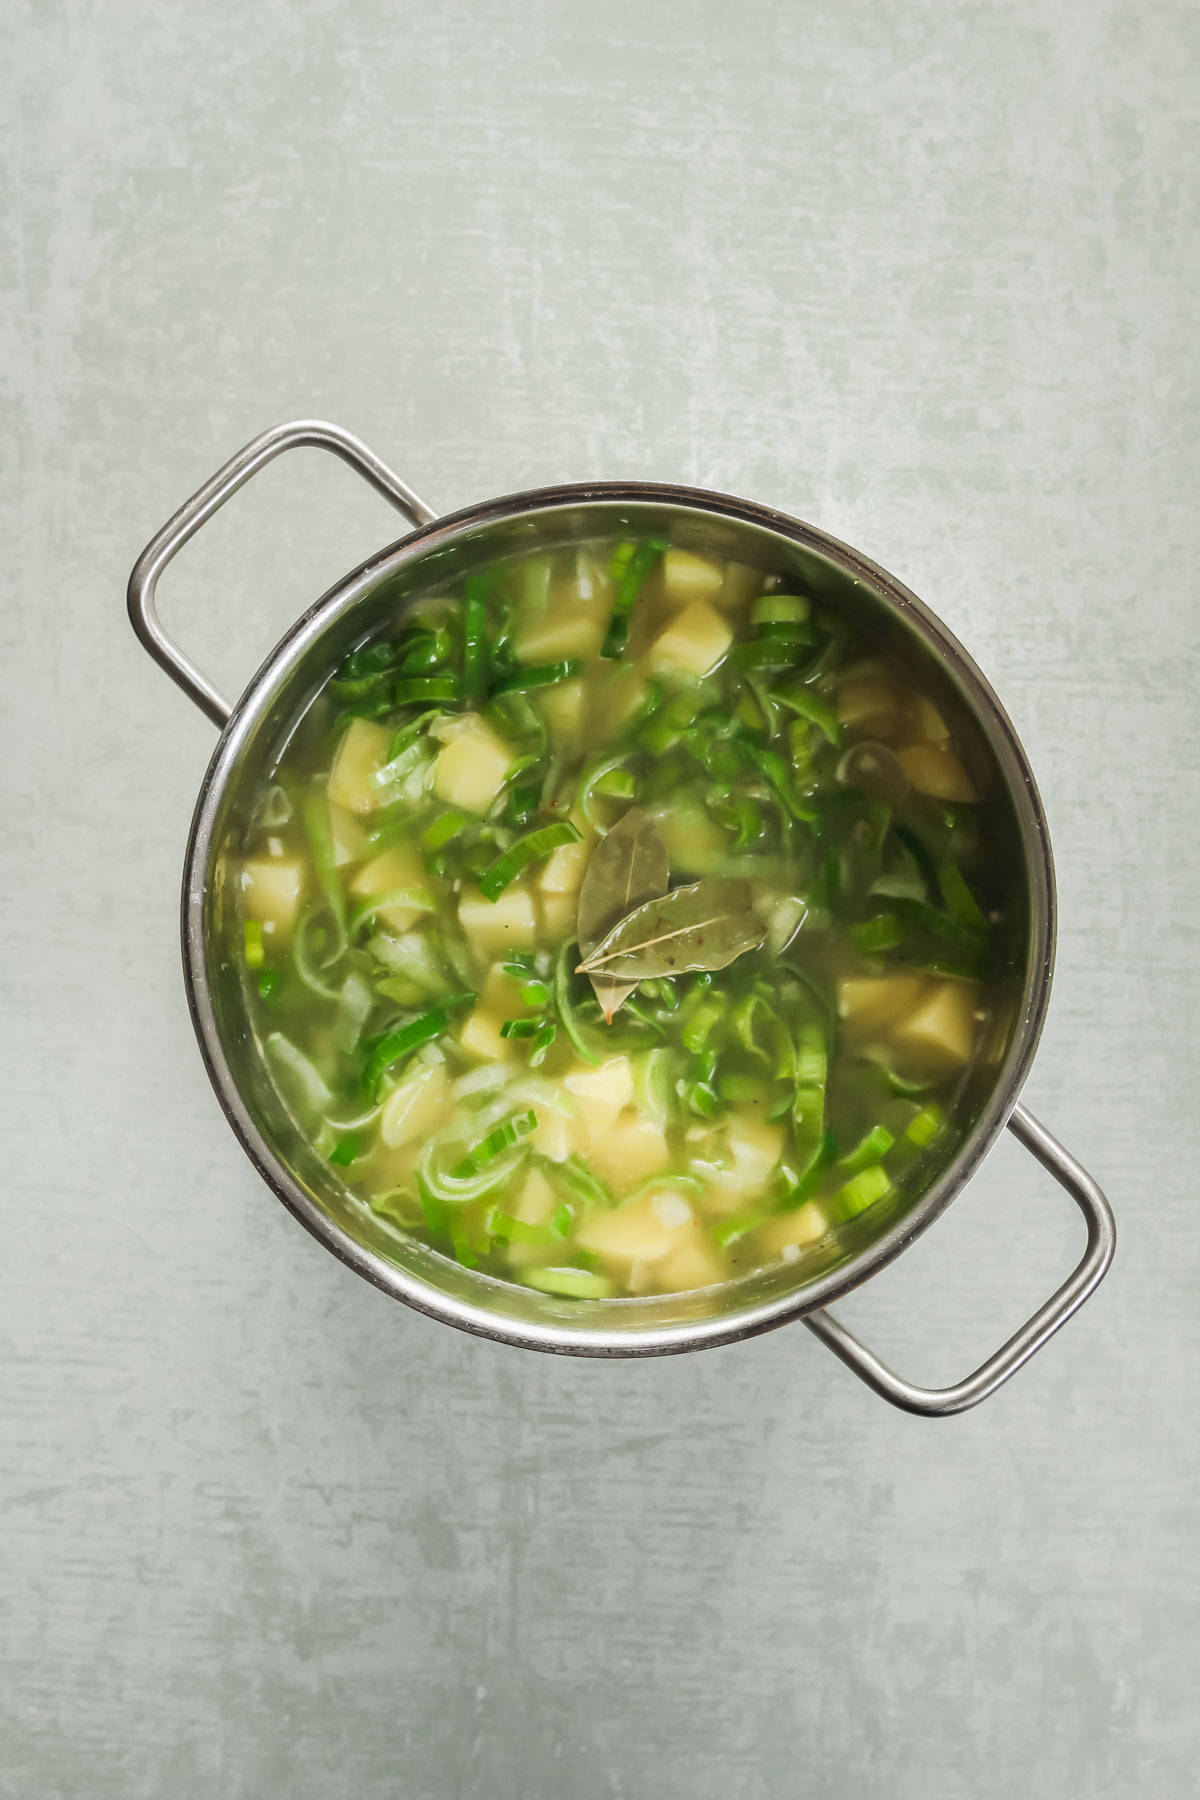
235;538;1009;1300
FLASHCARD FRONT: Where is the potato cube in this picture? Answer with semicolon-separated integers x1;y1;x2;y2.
538;679;587;747
328;803;367;867
661;548;725;607
587;1118;672;1194
757;1201;827;1258
241;859;304;935
539;837;592;896
350;843;431;932
479;962;526;1014
717;561;763;613
459;1004;513;1063
655;802;729;875
837;676;902;738
515;1167;558;1226
727;1113;785;1183
891;981;979;1072
896;743;978;803
327;718;394;814
459;885;537;958
648;601;733;679
531;1107;575;1163
379;1063;449;1149
590;666;647;746
837;974;925;1032
564;1057;635;1140
657;1234;729;1293
432;716;513;815
513;607;604;664
575;1196;687;1272
911;695;950;742
538;890;577;945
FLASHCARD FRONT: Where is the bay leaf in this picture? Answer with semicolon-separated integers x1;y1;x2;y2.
576;807;670;1022
578;877;767;982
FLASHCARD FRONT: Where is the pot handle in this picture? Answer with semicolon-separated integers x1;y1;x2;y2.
803;1103;1115;1416
127;420;437;728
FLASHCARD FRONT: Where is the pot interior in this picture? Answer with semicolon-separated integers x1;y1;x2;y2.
186;488;1053;1353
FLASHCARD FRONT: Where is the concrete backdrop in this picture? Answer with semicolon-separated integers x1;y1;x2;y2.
3;2;1196;1795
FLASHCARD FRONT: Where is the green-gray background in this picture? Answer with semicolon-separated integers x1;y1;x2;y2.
3;2;1196;1795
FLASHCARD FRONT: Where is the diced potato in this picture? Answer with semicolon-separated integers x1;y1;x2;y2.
575;1196;689;1272
538;890;577;945
655;802;729;875
727;1113;785;1182
587;1118;673;1193
539;837;592;896
648;601;733;679
432;715;513;815
590;666;647;745
704;1113;786;1211
328;803;367;867
911;695;950;742
515;1167;558;1226
896;742;978;803
757;1201;827;1258
837;676;902;738
327;718;394;814
717;561;763;613
513;606;604;664
459;1004;513;1063
457;962;531;1063
531;1107;574;1163
350;843;431;932
891;980;980;1072
241;859;304;935
380;1063;449;1149
539;679;587;747
657;1234;729;1293
459;885;537;958
661;548;725;607
564;1057;635;1140
837;974;925;1032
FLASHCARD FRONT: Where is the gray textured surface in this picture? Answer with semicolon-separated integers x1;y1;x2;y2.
3;2;1197;1795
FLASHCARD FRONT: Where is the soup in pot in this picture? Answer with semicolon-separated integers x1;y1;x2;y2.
234;537;1007;1299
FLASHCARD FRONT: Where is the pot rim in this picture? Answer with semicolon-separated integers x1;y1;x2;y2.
182;477;1056;1357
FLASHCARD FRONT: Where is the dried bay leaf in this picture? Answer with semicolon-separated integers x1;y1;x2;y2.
578;877;767;983
576;807;670;1021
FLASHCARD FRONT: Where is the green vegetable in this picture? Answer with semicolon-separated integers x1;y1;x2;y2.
393;675;460;705
850;913;908;953
937;860;990;932
601;537;667;658
750;594;810;627
775;685;841;747
360;1001;470;1099
904;1105;944;1149
421;809;471;853
838;1124;895;1175
300;787;347;937
831;1164;892;1220
243;919;265;968
478;820;582;902
462;578;487;699
525;1267;616;1299
553;940;601;1065
791;1021;827;1179
451;1109;538;1177
491;659;582;695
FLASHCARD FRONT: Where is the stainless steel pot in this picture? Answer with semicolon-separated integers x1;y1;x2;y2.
128;420;1115;1416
